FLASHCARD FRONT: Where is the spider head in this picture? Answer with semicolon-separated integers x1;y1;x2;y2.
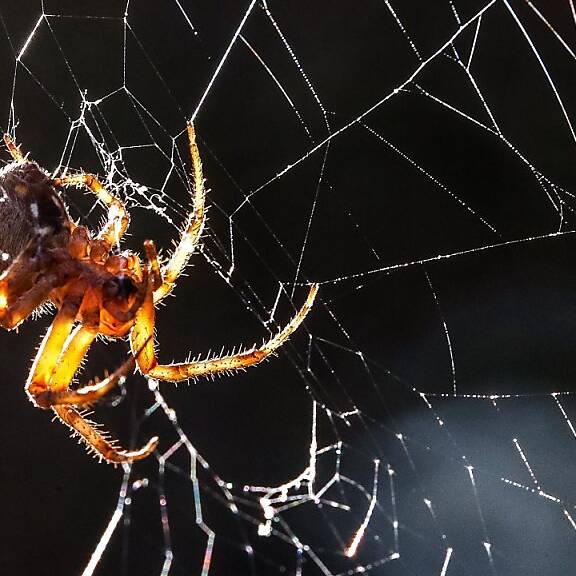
103;274;138;300
102;271;145;324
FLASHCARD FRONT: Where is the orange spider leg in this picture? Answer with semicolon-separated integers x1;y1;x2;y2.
46;322;158;463
130;242;160;372
26;284;157;463
43;269;152;400
3;133;24;162
132;283;318;381
53;405;158;464
41;356;136;407
154;122;206;303
54;173;129;246
145;240;162;291
0;239;63;329
25;282;86;400
0;275;57;329
48;291;100;395
0;237;49;305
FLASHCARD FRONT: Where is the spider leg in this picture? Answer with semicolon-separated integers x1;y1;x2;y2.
132;283;318;381
26;282;86;401
0;236;60;329
53;173;129;246
0;278;55;329
154;123;206;303
0;228;80;330
38;356;136;407
40;271;153;405
27;284;158;463
53;406;158;464
0;268;62;329
3;133;24;162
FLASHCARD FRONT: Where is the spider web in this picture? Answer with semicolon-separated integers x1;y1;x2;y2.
2;1;576;575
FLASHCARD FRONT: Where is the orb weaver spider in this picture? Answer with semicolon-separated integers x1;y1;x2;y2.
0;124;318;464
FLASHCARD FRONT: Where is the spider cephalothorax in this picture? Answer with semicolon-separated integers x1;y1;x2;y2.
0;125;318;463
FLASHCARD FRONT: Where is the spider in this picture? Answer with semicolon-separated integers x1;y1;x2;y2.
0;124;318;464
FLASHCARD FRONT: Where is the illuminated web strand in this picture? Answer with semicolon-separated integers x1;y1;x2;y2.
523;1;576;60
291;145;326;299
16;14;43;61
424;269;457;395
440;547;454;576
552;393;576;440
467;15;482;70
396;433;448;544
235;0;498;213
565;510;576;532
317;229;576;286
344;459;380;557
412;82;572;225
375;26;569;229
571;0;576;26
247;402;321;536
382;0;422;61
81;468;132;576
466;466;496;575
388;464;399;552
191;0;258;122
513;438;541;491
502;0;576;146
157;459;174;576
361;122;499;235
224;1;332;280
450;49;502;134
262;1;331;133
438;43;571;222
171;0;198;36
239;35;313;141
448;1;461;25
82;508;124;576
148;380;217;576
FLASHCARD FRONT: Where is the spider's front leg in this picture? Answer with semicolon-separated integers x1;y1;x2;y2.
54;173;130;247
3;133;24;162
0;273;57;329
154;123;206;303
0;238;62;329
27;283;158;464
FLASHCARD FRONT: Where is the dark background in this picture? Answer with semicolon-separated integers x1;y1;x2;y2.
1;1;576;575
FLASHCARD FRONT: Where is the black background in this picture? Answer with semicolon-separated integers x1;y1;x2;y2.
1;1;576;575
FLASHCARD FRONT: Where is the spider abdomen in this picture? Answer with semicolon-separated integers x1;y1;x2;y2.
0;161;71;270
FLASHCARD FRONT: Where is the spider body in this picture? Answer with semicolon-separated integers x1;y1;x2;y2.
0;161;148;338
0;126;318;464
0;161;71;270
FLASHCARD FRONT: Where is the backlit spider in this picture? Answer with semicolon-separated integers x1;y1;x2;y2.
0;124;318;464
